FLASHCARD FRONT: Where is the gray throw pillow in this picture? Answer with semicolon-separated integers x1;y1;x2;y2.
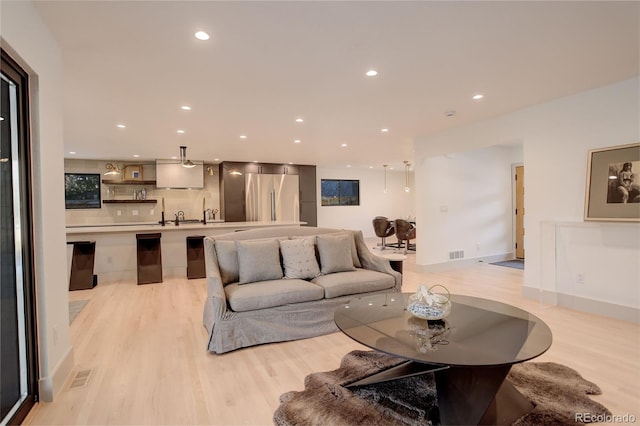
214;240;239;285
316;233;357;274
280;237;320;280
235;239;283;284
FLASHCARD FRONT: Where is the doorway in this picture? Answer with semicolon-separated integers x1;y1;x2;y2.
1;49;39;424
515;165;525;259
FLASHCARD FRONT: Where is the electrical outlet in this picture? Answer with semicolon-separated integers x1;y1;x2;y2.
150;209;154;215
52;324;59;346
117;210;122;216
132;209;139;216
576;273;585;285
107;256;113;264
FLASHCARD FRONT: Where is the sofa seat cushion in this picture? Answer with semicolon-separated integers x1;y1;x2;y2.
311;269;395;299
225;279;324;312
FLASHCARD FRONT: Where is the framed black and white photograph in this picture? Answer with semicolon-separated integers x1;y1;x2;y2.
584;142;640;222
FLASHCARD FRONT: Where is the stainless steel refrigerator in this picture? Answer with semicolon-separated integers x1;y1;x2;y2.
245;173;300;221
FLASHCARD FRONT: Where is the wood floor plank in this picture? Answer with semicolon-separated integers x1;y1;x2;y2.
29;248;639;425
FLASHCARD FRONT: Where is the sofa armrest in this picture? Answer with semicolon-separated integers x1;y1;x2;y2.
351;230;402;290
203;237;228;334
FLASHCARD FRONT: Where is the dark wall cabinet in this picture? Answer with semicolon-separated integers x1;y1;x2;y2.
219;162;246;223
219;161;316;226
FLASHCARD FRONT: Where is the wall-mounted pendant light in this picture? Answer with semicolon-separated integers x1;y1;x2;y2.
404;160;411;192
179;146;196;168
104;162;121;176
383;164;388;193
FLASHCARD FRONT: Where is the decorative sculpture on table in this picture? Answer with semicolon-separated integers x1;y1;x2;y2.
407;284;451;320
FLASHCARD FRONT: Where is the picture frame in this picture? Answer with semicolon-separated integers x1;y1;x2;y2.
584;142;640;222
124;164;143;181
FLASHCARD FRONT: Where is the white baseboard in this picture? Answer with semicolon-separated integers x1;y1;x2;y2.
39;346;74;402
415;253;514;273
522;286;639;324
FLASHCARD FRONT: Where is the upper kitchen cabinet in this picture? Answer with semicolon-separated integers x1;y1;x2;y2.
245;163;299;175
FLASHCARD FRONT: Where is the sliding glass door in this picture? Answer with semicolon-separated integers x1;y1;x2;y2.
1;49;38;425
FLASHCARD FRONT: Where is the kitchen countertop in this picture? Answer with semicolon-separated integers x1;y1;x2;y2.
66;220;306;235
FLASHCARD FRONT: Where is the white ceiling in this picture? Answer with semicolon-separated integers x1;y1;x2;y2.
33;1;639;170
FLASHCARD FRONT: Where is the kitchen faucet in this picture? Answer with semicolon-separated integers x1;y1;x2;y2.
205;208;219;220
174;210;185;226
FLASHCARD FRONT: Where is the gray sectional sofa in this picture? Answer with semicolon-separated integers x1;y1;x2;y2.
203;226;402;353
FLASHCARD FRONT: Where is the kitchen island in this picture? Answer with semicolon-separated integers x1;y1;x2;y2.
66;221;305;283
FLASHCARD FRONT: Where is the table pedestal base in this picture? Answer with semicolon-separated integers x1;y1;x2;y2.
346;361;533;425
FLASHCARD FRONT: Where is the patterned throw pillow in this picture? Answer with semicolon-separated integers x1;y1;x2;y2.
280;238;320;280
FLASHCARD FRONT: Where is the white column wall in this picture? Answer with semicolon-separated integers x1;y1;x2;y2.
1;0;73;400
419;145;522;265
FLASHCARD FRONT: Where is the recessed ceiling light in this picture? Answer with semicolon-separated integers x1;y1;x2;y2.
253;160;258;163
341;143;348;148
240;135;247;139
133;154;140;158
288;162;293;165
214;158;220;161
445;110;456;118
69;151;76;155
177;129;185;134
369;166;373;169
116;124;126;128
346;165;351;168
294;139;301;144
195;31;210;41
171;156;177;159
181;105;192;111
381;128;389;133
295;118;304;123
366;70;378;77
472;94;484;100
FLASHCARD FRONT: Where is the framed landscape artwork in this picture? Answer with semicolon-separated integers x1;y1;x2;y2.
584;142;640;222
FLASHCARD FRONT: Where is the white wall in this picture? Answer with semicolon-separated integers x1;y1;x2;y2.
1;1;73;400
418;145;522;265
317;167;415;238
415;78;640;319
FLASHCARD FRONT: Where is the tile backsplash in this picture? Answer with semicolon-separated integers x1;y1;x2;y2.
65;159;221;225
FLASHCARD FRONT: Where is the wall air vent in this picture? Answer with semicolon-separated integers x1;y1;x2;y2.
449;250;465;260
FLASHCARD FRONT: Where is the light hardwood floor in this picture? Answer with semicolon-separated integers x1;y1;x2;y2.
27;247;639;425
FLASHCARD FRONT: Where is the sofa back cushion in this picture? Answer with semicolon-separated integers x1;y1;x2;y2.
215;240;239;285
317;233;357;274
236;239;283;284
280;237;320;280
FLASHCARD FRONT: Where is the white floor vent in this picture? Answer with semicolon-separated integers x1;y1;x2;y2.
69;369;93;389
449;250;465;260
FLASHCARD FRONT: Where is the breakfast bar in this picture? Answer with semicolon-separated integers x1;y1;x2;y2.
66;221;305;283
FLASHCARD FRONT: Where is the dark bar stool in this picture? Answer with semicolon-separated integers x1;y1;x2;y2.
186;236;206;279
68;241;97;290
136;233;163;284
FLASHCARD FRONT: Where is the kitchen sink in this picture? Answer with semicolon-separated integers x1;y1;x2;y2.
161;219;204;225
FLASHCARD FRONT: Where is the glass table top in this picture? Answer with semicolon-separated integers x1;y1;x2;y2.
334;293;553;367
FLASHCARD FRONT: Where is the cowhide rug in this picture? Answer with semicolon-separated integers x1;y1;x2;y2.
274;350;611;425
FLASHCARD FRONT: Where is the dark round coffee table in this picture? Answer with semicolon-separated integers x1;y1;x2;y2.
334;292;553;425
